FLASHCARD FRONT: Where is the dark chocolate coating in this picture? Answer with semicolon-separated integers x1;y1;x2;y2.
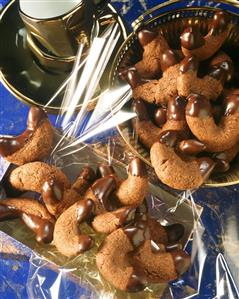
91;177;117;211
159;130;181;148
186;94;211;117
21;213;54;243
126;68;148;89
167;96;187;121
180;55;199;74
208;67;226;83
0;107;47;157
224;94;239;116
213;159;230;173
74;199;95;252
180;27;205;50
210;11;229;35
76;198;95;222
0;204;19;220
132;100;150;121
27;106;47;130
161;49;178;72
128;157;147;177
138;29;157;46
96;164;115;178
154;107;167;127
124;221;150;248
42;179;63;204
114;207;136;226
179;140;206;155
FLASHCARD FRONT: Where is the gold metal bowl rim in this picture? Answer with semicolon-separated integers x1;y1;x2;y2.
110;4;239;188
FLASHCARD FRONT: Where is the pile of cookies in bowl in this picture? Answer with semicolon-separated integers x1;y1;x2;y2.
119;10;239;190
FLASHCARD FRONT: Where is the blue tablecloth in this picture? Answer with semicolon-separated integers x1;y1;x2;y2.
1;1;239;298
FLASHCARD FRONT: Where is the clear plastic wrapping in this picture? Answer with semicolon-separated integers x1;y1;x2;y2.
1;0;239;298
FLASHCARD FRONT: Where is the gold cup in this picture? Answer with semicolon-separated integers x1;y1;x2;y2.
26;33;75;72
110;1;239;187
19;0;86;58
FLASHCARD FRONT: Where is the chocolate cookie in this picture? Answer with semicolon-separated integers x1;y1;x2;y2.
9;162;70;193
53;198;94;257
0;107;53;165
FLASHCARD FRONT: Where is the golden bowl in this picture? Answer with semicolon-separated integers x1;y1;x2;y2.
110;1;239;187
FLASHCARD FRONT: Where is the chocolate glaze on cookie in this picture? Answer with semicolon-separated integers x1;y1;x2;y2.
53;198;94;256
186;94;211;117
208;67;227;83
0;107;47;156
132;99;150;121
128;157;147;177
160;49;178;72
154;107;167;127
126;266;146;292
180;55;198;74
138;29;157;46
159;130;181;148
42;179;63;204
91;176;117;211
224;94;239;116
0;198;54;243
114;207;136;226
21;213;54;243
126;68;149;88
167;96;187;121
96;164;115;178
180;27;205;50
179;139;206;155
0;204;19;220
92;206;136;234
210;11;229;36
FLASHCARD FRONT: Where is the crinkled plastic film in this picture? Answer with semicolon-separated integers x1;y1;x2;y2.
1;0;239;298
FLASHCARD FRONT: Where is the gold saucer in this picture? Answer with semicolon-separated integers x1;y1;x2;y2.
0;0;127;113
